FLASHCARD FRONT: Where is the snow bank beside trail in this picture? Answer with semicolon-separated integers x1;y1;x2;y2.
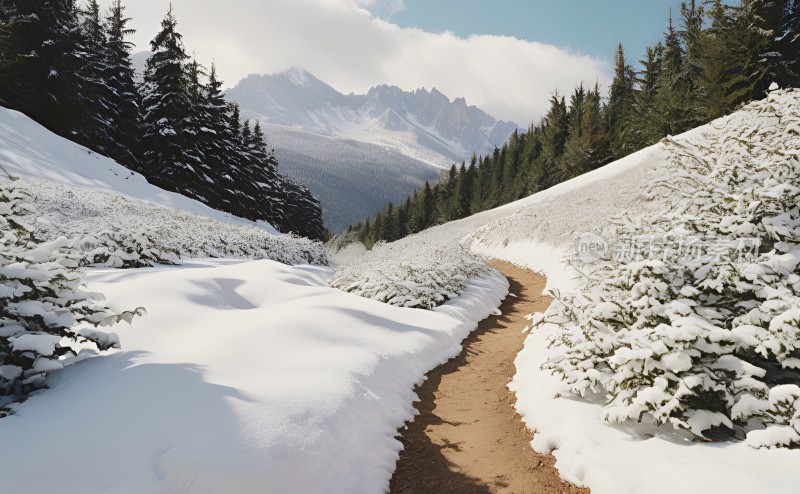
510;324;799;494
0;259;506;494
332;243;491;309
0;106;278;234
475;89;800;494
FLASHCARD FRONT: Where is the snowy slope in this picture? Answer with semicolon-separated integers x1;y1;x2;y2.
340;89;800;493
0;105;508;493
0;260;506;493
0;106;278;234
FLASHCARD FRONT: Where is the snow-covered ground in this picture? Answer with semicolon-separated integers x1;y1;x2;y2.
0;259;506;493
0;105;506;492
341;89;799;493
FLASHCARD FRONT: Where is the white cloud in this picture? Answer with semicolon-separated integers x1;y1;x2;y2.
352;0;406;18
103;0;611;124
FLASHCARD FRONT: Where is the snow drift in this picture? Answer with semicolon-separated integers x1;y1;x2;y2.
0;260;507;493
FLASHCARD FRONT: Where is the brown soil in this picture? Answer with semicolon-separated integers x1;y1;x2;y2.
389;260;588;494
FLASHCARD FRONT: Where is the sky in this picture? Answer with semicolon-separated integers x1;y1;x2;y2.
102;0;689;125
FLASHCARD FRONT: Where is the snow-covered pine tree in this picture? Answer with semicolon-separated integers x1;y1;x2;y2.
103;0;142;167
0;0;87;136
541;89;800;448
747;0;800;93
182;57;216;190
78;0;116;158
197;63;231;186
245;120;285;221
279;178;326;241
0;183;137;410
140;7;198;191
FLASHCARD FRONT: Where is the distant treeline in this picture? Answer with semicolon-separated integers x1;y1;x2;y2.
0;1;325;240
349;0;799;247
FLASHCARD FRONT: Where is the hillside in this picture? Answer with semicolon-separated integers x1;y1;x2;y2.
336;88;800;494
227;68;519;231
0;106;327;265
266;124;439;232
0;105;506;493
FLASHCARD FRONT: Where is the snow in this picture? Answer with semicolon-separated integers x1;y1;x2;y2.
2;76;798;494
0;106;279;234
10;333;62;355
474;92;800;492
0;106;327;266
334;90;800;493
1;103;503;492
0;259;506;493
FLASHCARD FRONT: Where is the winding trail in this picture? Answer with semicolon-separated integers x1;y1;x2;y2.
390;260;587;494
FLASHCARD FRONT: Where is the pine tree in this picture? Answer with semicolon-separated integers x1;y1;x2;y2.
0;0;87;135
501;131;520;203
279;178;325;241
453;162;471;218
676;0;707;128
79;0;115;157
538;92;569;189
228;102;242;144
104;0;141;166
606;43;637;158
652;11;687;136
140;6;195;188
700;1;766;119
628;44;667;148
560;84;587;179
418;181;434;230
747;0;800;92
562;83;611;176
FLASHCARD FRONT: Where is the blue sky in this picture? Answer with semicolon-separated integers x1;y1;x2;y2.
390;0;689;65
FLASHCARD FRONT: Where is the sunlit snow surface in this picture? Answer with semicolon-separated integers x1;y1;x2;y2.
0;259;506;493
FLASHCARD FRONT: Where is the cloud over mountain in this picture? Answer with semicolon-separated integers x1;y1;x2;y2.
102;0;611;124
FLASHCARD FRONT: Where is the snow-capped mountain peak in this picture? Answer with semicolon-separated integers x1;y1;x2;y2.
226;69;520;165
284;66;314;87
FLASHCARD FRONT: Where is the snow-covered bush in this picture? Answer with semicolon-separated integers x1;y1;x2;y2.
16;178;329;267
77;228;180;268
0;184;139;410
331;243;490;309
540;89;800;447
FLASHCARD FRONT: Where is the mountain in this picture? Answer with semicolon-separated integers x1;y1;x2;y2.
226;68;520;232
227;68;519;165
263;124;439;234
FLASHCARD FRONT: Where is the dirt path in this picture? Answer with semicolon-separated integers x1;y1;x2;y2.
389;260;587;494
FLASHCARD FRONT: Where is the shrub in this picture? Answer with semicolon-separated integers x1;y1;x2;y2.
0;183;140;411
540;89;800;447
